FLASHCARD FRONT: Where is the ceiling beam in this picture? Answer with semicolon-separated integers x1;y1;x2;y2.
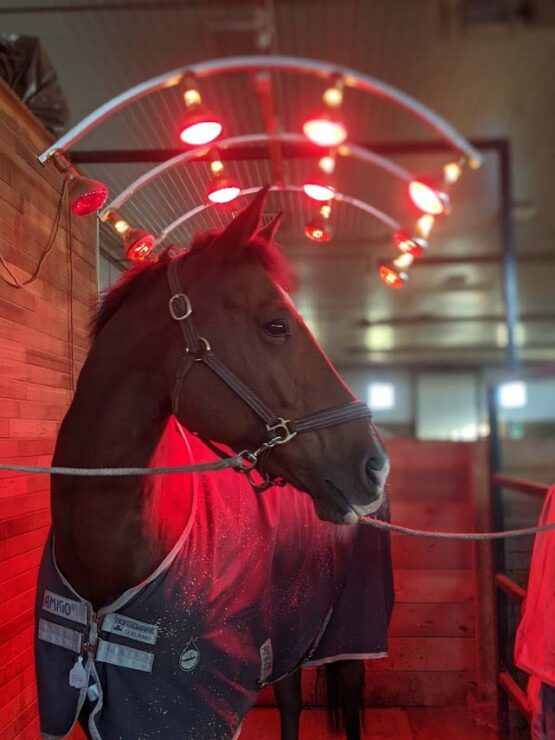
0;1;218;12
70;137;506;165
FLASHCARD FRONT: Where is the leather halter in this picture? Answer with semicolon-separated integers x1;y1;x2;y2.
167;260;372;489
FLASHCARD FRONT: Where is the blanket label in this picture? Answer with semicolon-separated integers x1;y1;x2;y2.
42;590;88;625
259;639;273;683
96;639;154;672
101;613;160;645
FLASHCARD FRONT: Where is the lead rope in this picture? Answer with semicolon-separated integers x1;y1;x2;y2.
358;516;555;541
0;460;553;541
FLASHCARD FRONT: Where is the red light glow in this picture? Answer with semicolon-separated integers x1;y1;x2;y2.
179;106;222;146
304;217;332;243
394;231;428;257
303;116;347;147
408;179;450;215
379;263;408;289
69;177;108;216
207;175;241;204
125;229;155;262
303;182;336;202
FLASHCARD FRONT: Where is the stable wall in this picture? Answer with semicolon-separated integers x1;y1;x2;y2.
0;80;97;739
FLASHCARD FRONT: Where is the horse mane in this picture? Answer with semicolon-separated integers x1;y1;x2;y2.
92;229;294;339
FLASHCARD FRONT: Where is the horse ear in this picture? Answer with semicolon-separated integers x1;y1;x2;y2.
257;211;283;243
212;186;269;248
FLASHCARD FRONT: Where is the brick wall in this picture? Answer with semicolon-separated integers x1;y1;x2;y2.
0;80;97;739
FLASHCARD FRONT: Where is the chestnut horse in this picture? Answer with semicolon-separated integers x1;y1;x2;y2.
35;188;392;739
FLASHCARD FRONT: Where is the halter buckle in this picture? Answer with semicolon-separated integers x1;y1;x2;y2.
169;293;192;321
266;418;297;446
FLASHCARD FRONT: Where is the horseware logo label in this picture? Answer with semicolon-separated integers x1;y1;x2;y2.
179;637;200;672
102;613;160;646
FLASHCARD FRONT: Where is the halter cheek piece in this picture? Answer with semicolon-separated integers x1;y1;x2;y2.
167;261;372;490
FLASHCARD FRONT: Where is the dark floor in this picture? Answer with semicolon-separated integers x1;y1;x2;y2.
240;706;498;739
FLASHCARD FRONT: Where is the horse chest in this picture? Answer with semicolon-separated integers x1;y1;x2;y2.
52;489;190;607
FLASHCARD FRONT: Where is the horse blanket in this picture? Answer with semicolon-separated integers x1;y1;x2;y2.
35;418;393;739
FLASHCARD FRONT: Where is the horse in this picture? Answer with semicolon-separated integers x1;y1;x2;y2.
34;187;393;739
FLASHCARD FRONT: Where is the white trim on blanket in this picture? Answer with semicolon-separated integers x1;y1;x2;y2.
306;651;388;667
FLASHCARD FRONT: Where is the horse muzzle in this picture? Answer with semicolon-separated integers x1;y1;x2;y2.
320;456;389;524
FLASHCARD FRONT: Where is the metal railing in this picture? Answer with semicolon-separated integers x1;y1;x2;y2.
488;365;555;735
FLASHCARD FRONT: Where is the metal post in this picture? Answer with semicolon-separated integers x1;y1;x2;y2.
498;140;519;370
488;383;510;737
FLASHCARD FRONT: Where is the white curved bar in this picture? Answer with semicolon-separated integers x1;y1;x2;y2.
102;132;413;217
38;55;482;166
334;193;400;231
156;185;400;246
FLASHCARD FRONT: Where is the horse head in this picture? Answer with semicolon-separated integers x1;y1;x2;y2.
164;187;389;524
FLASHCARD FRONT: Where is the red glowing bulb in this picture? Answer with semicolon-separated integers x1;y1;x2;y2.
394;231;428;257
379;263;408;289
124;228;155;262
303;115;347;147
304;217;332;243
408;179;450;216
179;105;222;146
303;182;336;201
207;174;241;204
303;172;336;202
69;176;108;216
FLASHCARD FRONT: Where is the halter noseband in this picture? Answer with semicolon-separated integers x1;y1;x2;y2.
167;260;372;489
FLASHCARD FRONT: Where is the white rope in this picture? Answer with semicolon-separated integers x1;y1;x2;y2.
1;460;552;541
359;516;555;540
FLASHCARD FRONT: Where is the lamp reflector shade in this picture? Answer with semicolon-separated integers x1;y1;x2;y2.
408;179;450;215
303;115;347;147
394;231;428;257
379;263;408;289
207;175;241;204
179;105;222;146
304;217;332;243
124;228;155;262
303;172;336;202
69;176;108;216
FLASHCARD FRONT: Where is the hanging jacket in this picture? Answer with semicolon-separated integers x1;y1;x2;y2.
515;484;555;688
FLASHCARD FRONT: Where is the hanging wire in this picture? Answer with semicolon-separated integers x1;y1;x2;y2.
0;179;68;289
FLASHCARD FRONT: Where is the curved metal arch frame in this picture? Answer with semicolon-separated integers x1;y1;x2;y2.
102;132;413;217
155;184;400;247
38;54;483;166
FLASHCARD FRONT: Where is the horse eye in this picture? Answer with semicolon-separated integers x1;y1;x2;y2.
263;319;291;337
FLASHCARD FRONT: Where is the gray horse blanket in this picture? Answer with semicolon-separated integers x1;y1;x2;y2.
35;418;393;739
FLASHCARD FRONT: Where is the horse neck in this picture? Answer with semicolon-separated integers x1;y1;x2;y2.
50;344;188;606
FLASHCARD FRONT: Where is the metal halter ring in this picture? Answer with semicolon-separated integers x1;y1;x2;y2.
169;293;192;321
185;337;211;361
266;418;297;445
237;450;258;472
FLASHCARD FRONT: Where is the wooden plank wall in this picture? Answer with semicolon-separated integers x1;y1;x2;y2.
258;440;482;710
0;81;97;740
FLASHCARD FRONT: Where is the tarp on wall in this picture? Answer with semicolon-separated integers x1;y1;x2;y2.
0;33;69;137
